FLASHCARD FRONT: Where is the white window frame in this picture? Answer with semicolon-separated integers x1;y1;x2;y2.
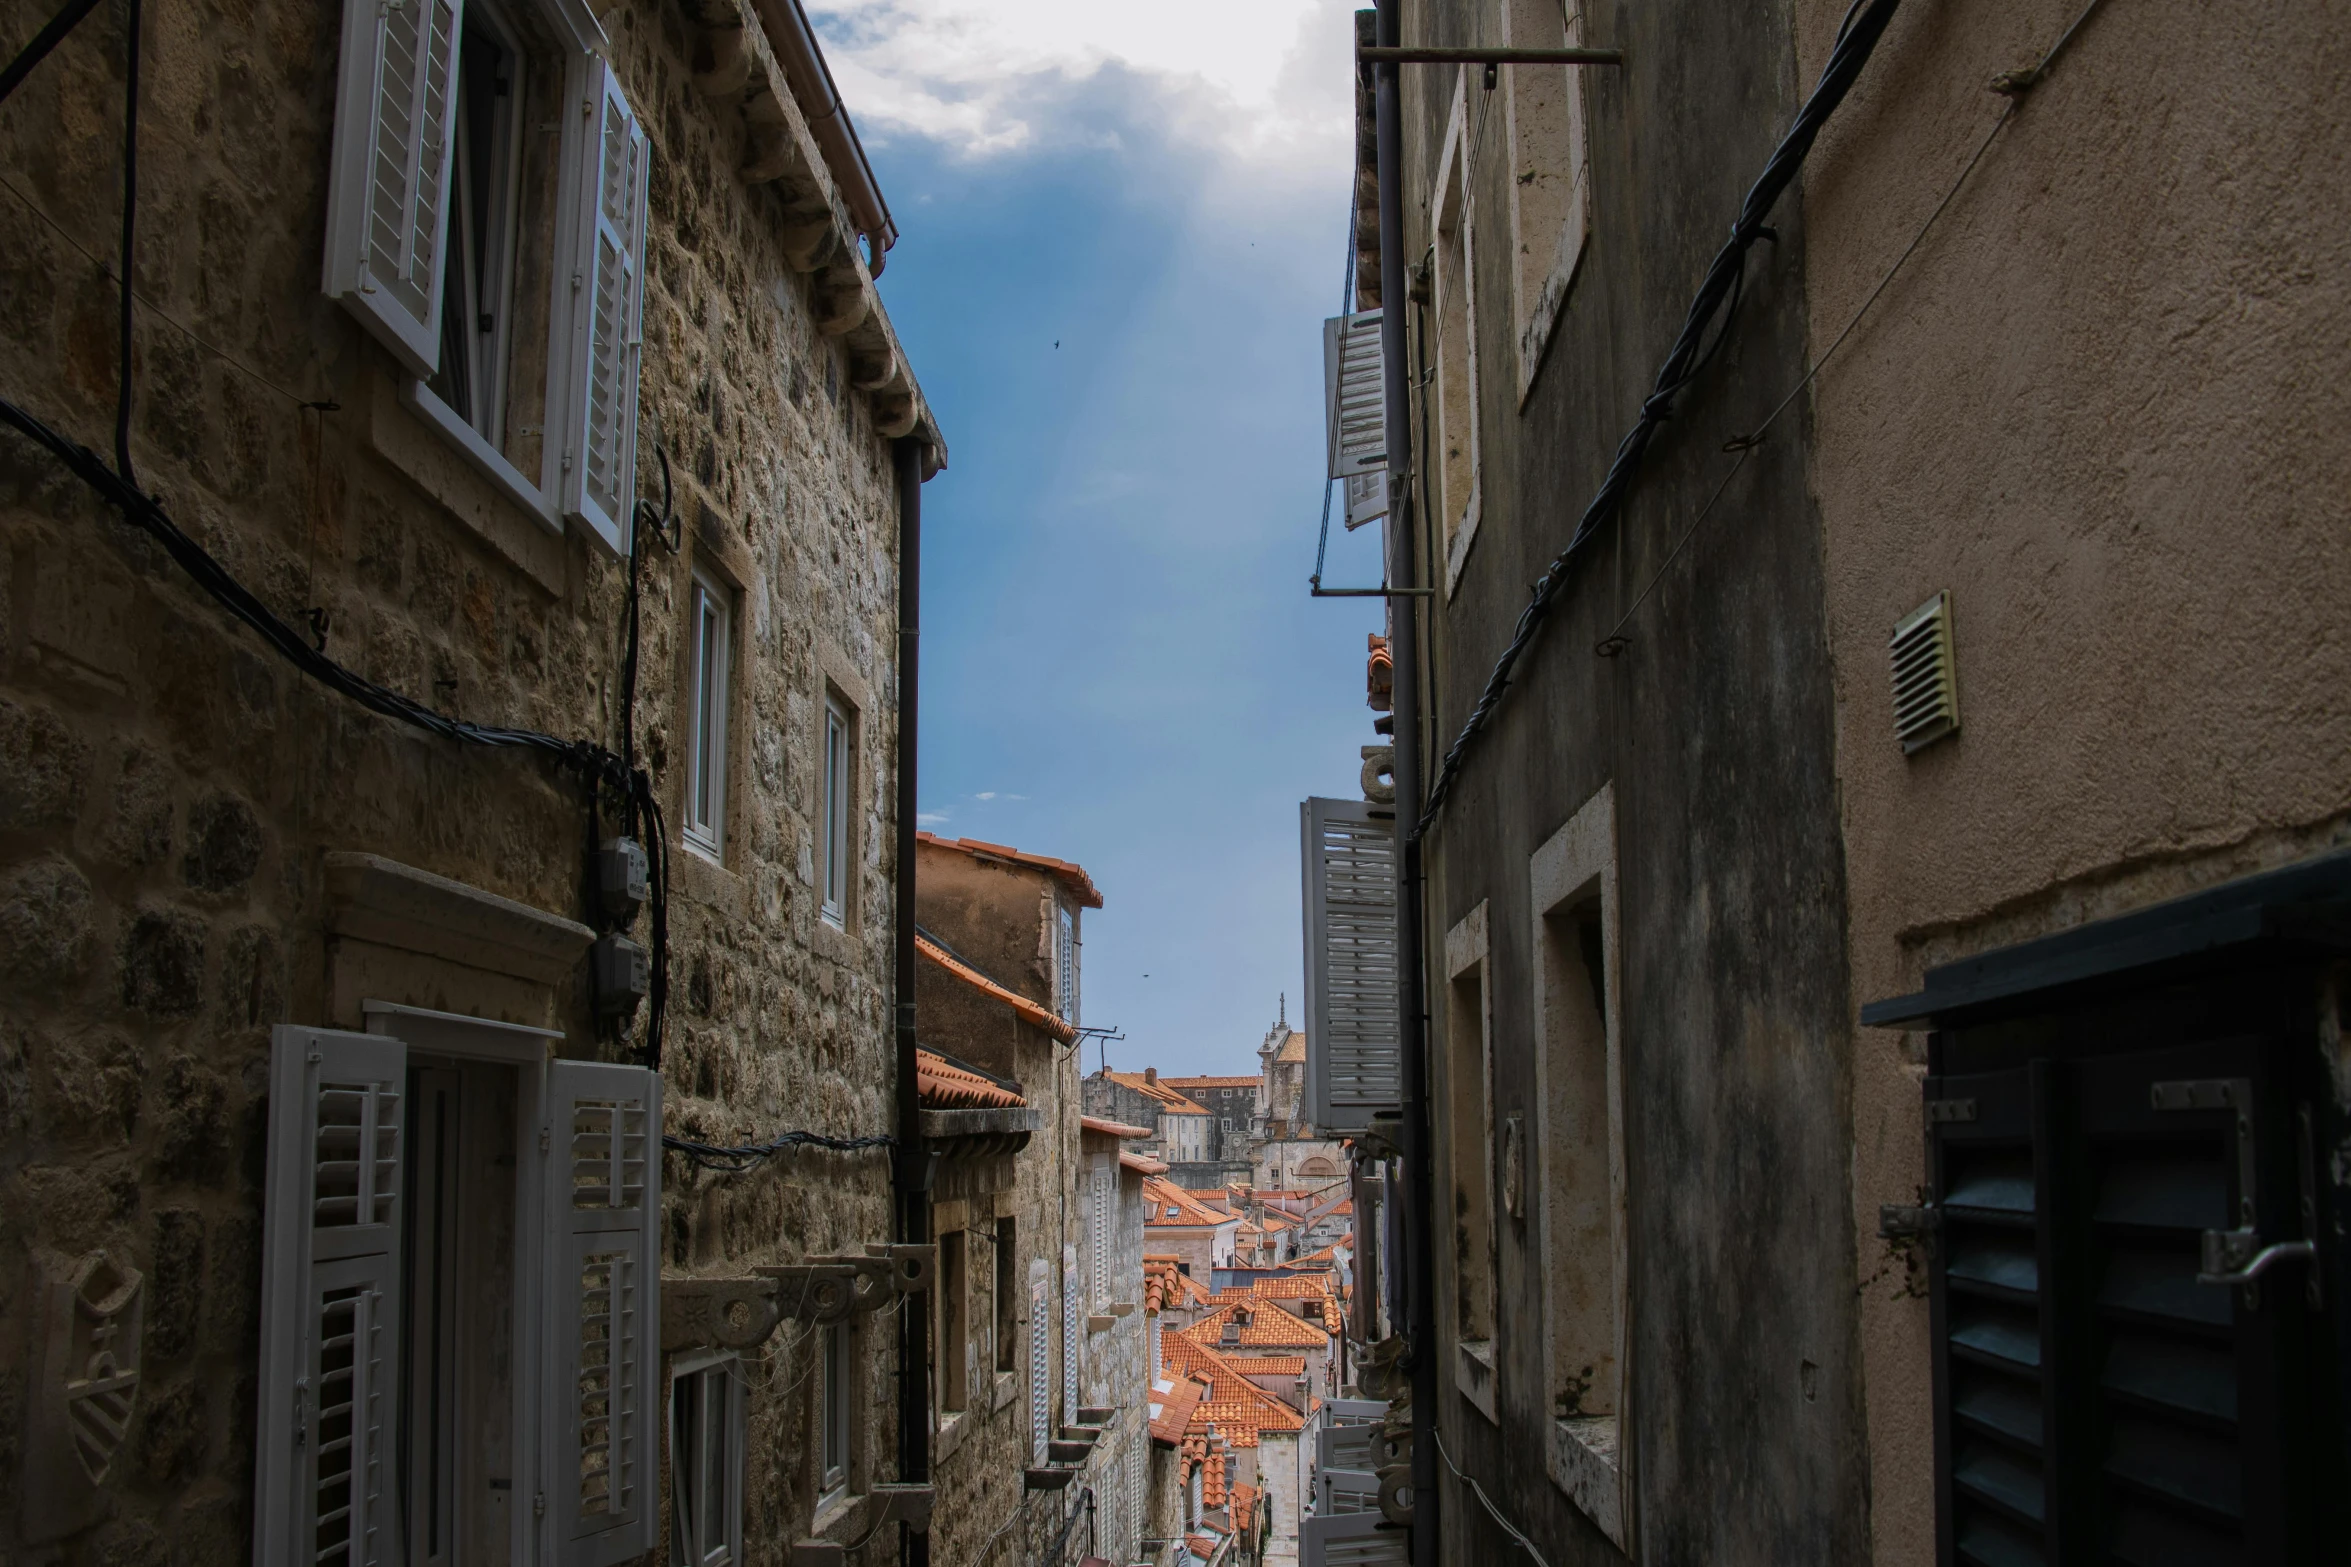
670;1352;746;1567
1430;77;1483;599
820;693;852;928
1527;785;1632;1553
684;568;732;860
321;0;647;556
1500;0;1595;402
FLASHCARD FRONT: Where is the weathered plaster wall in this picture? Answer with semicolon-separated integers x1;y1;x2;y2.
1788;0;2351;1558
1401;0;1864;1559
0;0;924;1556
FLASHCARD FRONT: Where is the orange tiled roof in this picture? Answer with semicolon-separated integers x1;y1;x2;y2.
1226;1355;1307;1378
1247;1274;1335;1301
1121;1151;1170;1176
917;934;1078;1044
1144;1177;1232;1227
1184;1300;1330;1350
1101;1071;1211;1116
1150;1373;1207;1445
915;1049;1026;1111
1145;1256;1212;1311
917;831;1103;908
1162;1337;1305;1447
1231;1483;1259;1536
1082;1114;1154;1139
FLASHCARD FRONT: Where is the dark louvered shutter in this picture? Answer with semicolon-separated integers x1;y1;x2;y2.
1926;1040;2326;1565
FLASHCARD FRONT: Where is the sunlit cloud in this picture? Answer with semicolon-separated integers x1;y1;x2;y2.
917;811;951;826
808;0;1357;167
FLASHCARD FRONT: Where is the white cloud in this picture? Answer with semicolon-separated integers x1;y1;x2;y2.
808;0;1356;166
917;811;951;826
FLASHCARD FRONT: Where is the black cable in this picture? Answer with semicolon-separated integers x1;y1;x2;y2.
0;0;105;107
1414;0;1905;835
661;1127;895;1174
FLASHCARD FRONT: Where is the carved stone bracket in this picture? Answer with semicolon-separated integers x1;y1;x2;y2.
21;1250;143;1545
666;1246;936;1353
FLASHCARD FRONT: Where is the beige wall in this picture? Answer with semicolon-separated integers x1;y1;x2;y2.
1794;0;2351;1558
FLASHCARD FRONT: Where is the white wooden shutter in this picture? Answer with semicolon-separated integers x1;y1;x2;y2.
321;0;464;376
1302;1511;1409;1567
1324;310;1389;532
1090;1163;1111;1308
545;1060;662;1567
1300;798;1402;1132
1060;1244;1080;1424
560;57;651;558
255;1025;407;1567
1028;1267;1051;1462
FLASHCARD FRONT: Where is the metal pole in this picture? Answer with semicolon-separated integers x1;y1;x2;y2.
1372;4;1440;1564
893;435;932;1567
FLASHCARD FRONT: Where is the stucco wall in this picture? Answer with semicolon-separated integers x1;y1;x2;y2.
1790;1;2351;1559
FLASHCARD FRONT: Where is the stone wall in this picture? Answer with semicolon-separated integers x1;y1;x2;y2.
0;0;936;1558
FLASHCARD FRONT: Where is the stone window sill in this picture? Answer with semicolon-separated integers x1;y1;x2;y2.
992;1370;1019;1413
936;1406;972;1465
1456;1338;1497;1424
1548;1414;1625;1552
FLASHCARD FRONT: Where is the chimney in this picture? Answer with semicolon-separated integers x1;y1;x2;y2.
1145;1066;1158;1084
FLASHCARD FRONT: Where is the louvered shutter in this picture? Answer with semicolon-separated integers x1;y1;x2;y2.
1091;1163;1112;1308
1029;1268;1051;1462
1324;311;1388;530
1300;798;1401;1133
1061;1245;1081;1424
256;1025;407;1567
559;57;650;558
545;1060;662;1567
321;0;463;376
1301;1511;1407;1567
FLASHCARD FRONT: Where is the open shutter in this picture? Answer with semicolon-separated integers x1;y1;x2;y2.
255;1025;407;1567
321;0;463;376
1091;1163;1112;1309
1301;1511;1408;1567
1061;1245;1081;1424
1324;311;1388;530
546;1060;662;1567
560;56;650;558
1300;797;1401;1133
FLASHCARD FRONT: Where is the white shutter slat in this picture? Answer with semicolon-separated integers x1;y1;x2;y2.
546;1059;662;1567
1302;1511;1409;1567
1028;1267;1051;1463
1300;798;1402;1132
1323;310;1387;479
560;57;650;559
1060;1244;1080;1427
256;1025;408;1567
322;0;464;376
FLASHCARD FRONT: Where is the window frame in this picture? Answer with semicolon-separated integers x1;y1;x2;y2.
1443;899;1498;1422
818;1320;853;1507
1499;0;1595;402
937;1228;971;1416
669;1351;746;1567
1429;77;1483;598
1527;786;1631;1552
683;566;734;861
820;691;854;928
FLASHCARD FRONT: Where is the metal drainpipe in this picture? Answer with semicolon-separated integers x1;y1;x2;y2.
893;435;932;1567
1372;3;1440;1564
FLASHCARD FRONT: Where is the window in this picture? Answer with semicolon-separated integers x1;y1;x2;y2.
1430;80;1482;593
818;1321;851;1504
1500;0;1594;397
321;0;648;554
994;1218;1019;1374
1443;901;1497;1414
671;1354;745;1567
821;694;853;928
938;1229;970;1415
1529;786;1628;1550
684;569;732;858
252;1017;661;1567
1057;902;1079;1022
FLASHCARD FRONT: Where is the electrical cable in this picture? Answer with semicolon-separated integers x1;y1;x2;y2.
1413;0;1907;835
662;1126;896;1173
1429;1425;1554;1567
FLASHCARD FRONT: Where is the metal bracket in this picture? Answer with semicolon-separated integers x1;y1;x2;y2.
754;1244;936;1324
1925;1098;1977;1124
2154;1078;2323;1309
1878;1203;1941;1242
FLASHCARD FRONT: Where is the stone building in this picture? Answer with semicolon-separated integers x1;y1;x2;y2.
0;0;950;1560
1084;1068;1215;1180
1317;0;2351;1564
1250;1023;1346;1191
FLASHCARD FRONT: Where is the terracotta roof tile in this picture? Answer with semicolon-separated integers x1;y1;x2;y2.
1144;1178;1232;1227
1184;1301;1330;1349
1081;1115;1153;1139
917;934;1077;1043
915;1049;1026;1110
1121;1151;1170;1176
1161;1338;1306;1447
1150;1374;1206;1445
917;831;1104;908
1101;1072;1212;1116
1158;1075;1263;1090
1226;1355;1306;1378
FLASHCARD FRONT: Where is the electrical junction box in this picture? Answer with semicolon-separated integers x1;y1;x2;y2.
593;933;648;1016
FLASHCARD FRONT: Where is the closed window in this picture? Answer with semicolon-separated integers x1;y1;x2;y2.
684;570;732;858
819;1321;852;1503
321;0;648;553
821;694;853;927
671;1354;745;1567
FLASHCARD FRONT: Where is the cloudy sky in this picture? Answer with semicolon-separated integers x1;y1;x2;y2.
807;0;1387;1075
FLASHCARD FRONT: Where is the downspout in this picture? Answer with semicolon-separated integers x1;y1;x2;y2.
1372;4;1439;1564
893;435;931;1567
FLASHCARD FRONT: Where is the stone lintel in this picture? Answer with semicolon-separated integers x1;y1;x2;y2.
324;851;594;986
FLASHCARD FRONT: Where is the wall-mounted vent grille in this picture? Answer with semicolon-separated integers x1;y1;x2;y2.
1890;590;1960;754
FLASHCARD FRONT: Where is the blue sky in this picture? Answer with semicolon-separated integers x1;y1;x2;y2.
809;1;1386;1075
